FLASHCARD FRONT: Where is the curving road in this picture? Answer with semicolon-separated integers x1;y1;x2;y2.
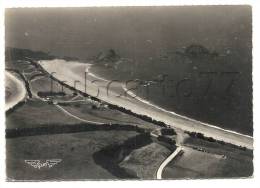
29;73;104;125
156;146;183;179
55;104;104;125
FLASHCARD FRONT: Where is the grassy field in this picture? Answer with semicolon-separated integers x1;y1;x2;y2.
162;134;253;179
163;146;253;179
119;142;171;179
6;100;81;129
30;75;75;98
6;130;139;180
6;98;174;180
182;135;253;162
59;102;160;130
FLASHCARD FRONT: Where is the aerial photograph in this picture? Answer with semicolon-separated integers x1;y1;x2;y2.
5;6;253;180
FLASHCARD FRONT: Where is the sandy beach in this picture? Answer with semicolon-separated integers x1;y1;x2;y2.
5;71;27;111
39;59;253;149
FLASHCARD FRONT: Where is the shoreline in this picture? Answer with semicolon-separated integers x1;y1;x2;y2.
38;59;253;149
5;71;27;111
89;64;252;138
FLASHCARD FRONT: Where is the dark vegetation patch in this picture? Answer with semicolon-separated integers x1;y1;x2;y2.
6;47;80;62
29;73;46;81
95;49;120;64
37;91;66;98
93;133;153;179
6;123;146;138
6;47;55;61
185;131;250;151
161;128;177;136
157;135;176;146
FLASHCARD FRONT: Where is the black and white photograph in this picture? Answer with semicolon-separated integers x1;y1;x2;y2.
4;4;254;181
